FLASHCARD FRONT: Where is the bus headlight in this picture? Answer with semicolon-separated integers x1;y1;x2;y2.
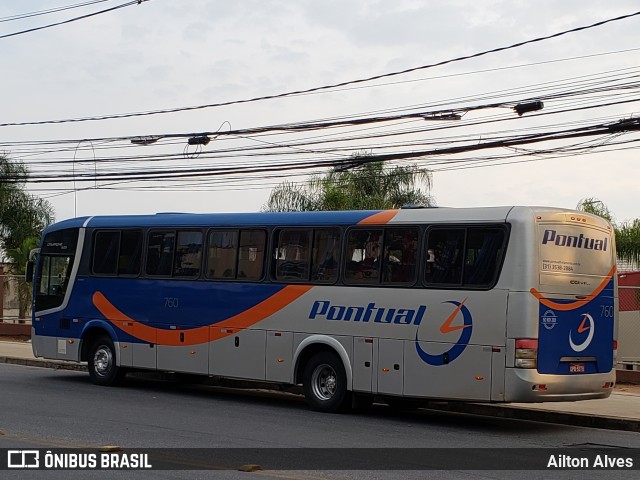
515;339;538;369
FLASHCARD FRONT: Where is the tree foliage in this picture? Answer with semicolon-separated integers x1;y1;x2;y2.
1;154;54;255
615;218;640;266
575;197;612;222
577;197;640;266
263;156;435;212
4;237;40;319
1;154;54;319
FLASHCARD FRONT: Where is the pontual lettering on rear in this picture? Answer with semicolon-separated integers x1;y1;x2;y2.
541;229;608;251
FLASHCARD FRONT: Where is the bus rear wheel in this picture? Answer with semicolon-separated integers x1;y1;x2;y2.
88;335;126;386
302;351;349;413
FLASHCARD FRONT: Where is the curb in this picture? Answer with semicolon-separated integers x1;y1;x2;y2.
420;400;640;433
2;355;639;433
0;356;87;372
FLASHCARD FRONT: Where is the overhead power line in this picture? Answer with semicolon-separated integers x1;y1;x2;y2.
2;9;639;127
4;64;639;150
5;90;640;163
26;136;640;198
4;80;640;163
7;118;639;184
0;0;148;40
0;1;111;23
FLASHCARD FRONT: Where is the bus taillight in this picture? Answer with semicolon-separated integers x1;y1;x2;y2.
613;340;618;362
515;339;538;369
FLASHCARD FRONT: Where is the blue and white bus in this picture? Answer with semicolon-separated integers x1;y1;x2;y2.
28;206;617;412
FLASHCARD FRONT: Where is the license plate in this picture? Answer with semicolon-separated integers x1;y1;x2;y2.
569;363;585;373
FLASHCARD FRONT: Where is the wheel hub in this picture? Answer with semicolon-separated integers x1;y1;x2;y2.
311;364;337;400
93;346;113;377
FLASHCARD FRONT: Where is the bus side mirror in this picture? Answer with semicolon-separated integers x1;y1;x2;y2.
25;261;34;283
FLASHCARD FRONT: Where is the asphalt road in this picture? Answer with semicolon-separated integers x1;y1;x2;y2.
1;363;639;479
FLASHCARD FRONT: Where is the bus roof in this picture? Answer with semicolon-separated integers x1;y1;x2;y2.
42;206;529;233
42;206;602;233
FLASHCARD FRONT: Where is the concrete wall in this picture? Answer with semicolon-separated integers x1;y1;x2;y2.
1;264;31;336
1;263;23;322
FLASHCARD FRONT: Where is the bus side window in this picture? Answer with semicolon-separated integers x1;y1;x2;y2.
344;229;382;284
274;229;311;282
381;228;418;284
237;230;266;280
118;230;143;276
173;231;203;278
146;231;176;277
207;230;238;279
464;228;505;286
424;228;464;285
93;229;143;277
93;231;120;275
311;228;340;283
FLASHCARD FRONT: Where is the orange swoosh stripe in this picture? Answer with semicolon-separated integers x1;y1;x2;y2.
530;265;616;311
439;298;470;334
577;315;590;333
358;210;399;225
92;285;313;346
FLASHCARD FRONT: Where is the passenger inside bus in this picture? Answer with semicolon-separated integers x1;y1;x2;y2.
345;233;382;282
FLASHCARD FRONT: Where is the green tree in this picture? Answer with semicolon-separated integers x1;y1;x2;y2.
4;237;39;320
577;197;640;267
1;154;54;254
575;197;612;222
615;219;640;267
264;156;434;212
1;154;54;320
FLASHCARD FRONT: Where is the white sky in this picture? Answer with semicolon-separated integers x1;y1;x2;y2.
1;0;639;224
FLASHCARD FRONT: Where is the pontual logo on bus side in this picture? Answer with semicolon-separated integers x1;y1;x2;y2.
541;229;608;251
309;299;476;366
415;300;473;366
309;300;425;325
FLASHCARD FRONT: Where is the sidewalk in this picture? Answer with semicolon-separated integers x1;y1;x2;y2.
2;339;640;433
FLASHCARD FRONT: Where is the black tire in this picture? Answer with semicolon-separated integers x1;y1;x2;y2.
87;335;126;386
302;351;350;413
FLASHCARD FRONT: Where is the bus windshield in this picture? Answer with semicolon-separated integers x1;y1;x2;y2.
34;228;78;312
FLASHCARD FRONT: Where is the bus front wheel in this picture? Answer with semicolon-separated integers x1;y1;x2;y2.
302;351;349;413
88;335;126;386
